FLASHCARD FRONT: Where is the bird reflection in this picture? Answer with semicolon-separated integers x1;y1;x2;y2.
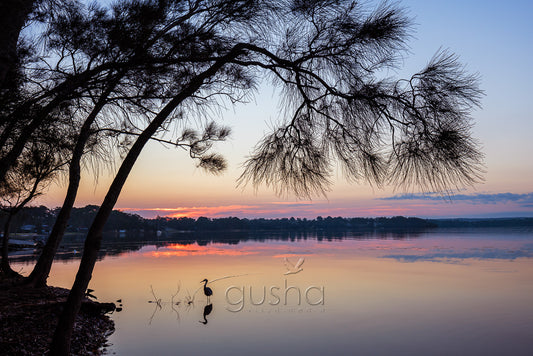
201;278;213;302
199;303;213;325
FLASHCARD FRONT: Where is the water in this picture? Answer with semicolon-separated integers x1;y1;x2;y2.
12;229;533;355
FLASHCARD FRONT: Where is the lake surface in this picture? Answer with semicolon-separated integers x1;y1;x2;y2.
12;229;533;355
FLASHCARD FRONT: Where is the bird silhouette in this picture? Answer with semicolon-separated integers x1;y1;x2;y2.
201;279;213;302
199;303;213;325
85;288;97;300
283;257;305;275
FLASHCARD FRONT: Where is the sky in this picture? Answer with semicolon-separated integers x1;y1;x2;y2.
38;0;533;219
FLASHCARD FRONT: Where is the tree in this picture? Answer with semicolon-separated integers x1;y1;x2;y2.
23;0;230;286
25;87;114;286
0;1;91;181
0;0;482;353
0;138;64;276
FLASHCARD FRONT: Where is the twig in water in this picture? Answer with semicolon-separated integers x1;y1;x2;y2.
148;285;162;308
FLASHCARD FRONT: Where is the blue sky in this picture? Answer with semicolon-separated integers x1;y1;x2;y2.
39;0;533;218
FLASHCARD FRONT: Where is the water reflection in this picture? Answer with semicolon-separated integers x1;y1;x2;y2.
10;229;533;356
384;248;533;263
200;304;213;325
8;229;428;264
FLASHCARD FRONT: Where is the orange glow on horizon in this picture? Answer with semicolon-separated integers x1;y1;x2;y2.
119;203;425;219
115;198;533;219
146;242;259;257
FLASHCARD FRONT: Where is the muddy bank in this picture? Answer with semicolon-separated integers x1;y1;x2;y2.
0;280;115;355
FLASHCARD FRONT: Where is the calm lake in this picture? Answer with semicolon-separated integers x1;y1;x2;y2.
11;229;533;355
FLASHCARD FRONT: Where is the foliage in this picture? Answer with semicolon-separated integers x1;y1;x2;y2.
2;0;483;198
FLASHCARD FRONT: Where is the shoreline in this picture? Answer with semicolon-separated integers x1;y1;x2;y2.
0;279;115;355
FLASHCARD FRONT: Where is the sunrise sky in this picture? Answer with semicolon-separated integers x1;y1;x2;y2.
38;0;533;219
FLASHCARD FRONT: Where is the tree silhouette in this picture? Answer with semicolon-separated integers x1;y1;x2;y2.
0;138;65;276
0;0;483;354
15;1;231;286
50;0;482;351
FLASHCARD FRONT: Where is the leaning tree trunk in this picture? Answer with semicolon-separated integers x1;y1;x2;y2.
26;87;114;287
1;213;17;276
49;50;238;355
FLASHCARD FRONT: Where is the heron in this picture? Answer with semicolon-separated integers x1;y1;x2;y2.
201;279;213;302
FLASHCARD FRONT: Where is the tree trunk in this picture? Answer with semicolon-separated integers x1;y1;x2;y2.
0;0;34;88
1;169;42;278
49;49;240;354
1;213;17;276
48;95;187;355
26;87;113;287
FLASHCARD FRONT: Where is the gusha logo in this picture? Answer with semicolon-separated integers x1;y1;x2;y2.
283;257;305;275
224;257;325;312
146;259;325;323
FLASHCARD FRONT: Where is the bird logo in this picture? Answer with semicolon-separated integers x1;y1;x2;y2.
283;257;305;275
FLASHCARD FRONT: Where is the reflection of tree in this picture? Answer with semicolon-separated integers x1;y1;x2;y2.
9;239;148;264
9;229;427;266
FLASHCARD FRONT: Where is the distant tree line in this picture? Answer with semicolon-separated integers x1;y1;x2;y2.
159;215;437;232
0;205;149;234
428;218;533;228
6;206;533;237
1;204;436;233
